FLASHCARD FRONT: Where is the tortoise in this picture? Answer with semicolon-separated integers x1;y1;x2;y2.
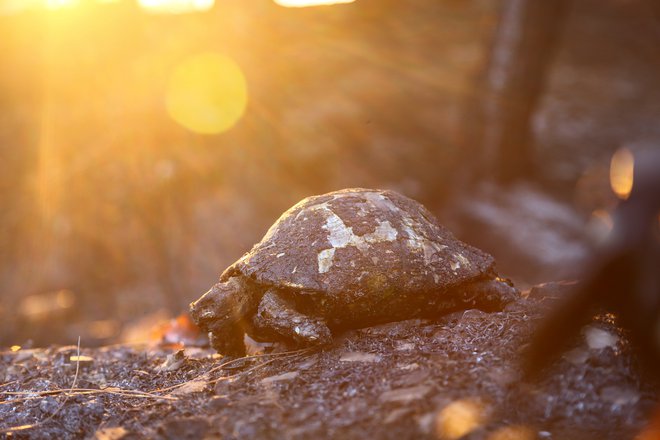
190;188;518;355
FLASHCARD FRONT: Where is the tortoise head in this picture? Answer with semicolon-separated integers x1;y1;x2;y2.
190;276;259;344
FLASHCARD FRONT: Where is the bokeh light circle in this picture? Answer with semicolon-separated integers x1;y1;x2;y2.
166;52;248;135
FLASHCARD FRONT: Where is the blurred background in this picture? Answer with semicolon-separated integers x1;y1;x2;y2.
1;0;658;347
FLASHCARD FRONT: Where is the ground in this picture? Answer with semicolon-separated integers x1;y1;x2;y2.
1;285;658;440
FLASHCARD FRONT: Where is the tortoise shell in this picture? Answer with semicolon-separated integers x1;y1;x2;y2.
220;188;495;325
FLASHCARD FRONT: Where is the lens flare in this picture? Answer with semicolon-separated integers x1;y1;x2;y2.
435;398;489;439
166;53;248;135
274;0;355;7
610;147;634;200
138;0;214;14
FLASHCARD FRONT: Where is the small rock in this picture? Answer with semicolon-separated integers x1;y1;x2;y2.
395;341;416;351
261;371;299;384
380;385;431;403
584;326;618;350
399;362;420;371
339;352;381;363
87;372;108;389
157;349;186;372
39;396;60;415
384;408;412;424
170;377;208;396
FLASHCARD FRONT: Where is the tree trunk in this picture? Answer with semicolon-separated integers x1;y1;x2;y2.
464;0;571;183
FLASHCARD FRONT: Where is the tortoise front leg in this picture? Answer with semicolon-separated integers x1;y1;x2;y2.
252;289;332;347
189;276;259;356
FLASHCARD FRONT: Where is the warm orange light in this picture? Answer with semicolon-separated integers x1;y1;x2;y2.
166;53;248;135
138;0;214;14
274;0;355;7
18;290;75;320
610;147;635;200
435;398;489;439
0;0;29;15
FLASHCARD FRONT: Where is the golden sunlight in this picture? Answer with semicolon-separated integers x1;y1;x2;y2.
274;0;355;7
138;0;214;14
610;147;634;200
166;53;248;135
44;0;79;9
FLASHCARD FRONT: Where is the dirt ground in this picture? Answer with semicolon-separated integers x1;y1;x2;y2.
1;284;658;440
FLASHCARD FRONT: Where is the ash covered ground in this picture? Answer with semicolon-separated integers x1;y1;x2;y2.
1;285;657;440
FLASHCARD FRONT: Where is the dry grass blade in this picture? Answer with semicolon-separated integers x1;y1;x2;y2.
150;347;313;394
0;380;17;389
0;388;178;405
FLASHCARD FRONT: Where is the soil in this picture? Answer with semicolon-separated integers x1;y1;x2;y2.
1;285;658;440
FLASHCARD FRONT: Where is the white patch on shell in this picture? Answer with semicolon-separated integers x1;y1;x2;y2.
454;253;471;270
323;210;356;248
423;241;448;264
317;248;336;274
450;260;460;271
315;204;398;273
276;252;285;258
369;220;398;242
400;215;447;264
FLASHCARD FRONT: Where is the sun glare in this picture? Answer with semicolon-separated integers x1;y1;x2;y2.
610;147;635;200
274;0;355;7
138;0;214;14
166;53;248;135
44;0;79;9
